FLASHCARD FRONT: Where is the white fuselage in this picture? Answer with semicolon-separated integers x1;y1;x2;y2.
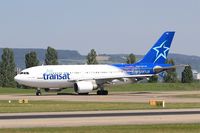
14;65;128;88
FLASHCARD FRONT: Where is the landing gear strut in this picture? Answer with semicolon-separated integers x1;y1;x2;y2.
36;88;41;96
97;85;108;95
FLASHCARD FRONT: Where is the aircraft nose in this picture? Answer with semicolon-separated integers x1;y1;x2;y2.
14;75;22;84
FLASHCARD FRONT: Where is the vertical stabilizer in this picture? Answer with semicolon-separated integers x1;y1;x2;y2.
137;31;175;64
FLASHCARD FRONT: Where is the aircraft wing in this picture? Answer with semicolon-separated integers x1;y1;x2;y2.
94;74;153;84
68;74;153;83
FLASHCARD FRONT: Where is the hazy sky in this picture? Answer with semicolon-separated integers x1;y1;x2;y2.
0;0;199;56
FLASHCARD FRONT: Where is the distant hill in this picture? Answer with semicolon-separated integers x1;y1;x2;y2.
168;53;200;72
0;48;200;73
0;48;83;69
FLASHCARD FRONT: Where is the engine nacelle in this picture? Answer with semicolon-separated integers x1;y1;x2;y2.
44;88;63;92
74;80;98;94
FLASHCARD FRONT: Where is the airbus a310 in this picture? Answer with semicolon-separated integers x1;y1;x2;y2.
15;31;175;96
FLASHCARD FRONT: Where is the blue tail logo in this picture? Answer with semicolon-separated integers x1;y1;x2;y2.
137;31;175;64
153;40;169;63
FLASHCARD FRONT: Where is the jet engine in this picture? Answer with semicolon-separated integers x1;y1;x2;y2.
74;80;98;94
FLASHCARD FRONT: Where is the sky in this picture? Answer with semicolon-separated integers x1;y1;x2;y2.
0;0;199;56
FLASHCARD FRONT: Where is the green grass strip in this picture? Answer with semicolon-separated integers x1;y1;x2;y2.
0;124;200;133
0;100;200;113
108;82;200;92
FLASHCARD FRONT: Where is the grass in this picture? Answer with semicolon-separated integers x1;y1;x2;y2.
108;82;200;92
0;124;200;133
1;83;200;95
0;87;33;94
0;100;200;113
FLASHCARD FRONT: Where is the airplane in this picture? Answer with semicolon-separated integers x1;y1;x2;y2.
15;31;175;96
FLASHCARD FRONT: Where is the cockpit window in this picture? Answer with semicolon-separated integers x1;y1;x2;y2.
20;72;29;75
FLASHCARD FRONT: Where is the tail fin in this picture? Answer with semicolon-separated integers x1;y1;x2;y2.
137;31;175;64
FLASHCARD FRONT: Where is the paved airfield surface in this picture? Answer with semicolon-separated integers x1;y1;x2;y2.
1;91;200;128
1;91;200;103
0;109;200;128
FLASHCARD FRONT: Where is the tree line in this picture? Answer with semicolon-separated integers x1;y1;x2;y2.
0;48;194;88
0;46;58;87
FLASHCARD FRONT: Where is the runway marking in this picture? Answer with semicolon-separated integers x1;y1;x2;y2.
1;109;200;128
1;110;200;120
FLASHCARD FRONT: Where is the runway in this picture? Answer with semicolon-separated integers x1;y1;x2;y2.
1;109;200;128
1;91;200;128
1;109;200;120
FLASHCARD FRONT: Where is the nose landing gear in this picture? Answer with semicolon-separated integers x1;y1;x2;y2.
36;88;41;96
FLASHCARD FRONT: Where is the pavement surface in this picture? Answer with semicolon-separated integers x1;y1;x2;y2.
0;109;200;128
0;91;200;128
0;91;200;103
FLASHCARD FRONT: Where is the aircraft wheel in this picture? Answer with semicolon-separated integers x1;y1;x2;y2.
36;90;41;96
78;93;89;95
97;90;101;95
103;90;108;95
97;90;108;95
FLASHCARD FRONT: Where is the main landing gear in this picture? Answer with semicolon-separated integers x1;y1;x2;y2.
36;88;41;96
97;85;108;95
97;90;108;95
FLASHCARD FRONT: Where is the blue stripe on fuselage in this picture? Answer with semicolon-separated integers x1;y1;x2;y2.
112;63;172;75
